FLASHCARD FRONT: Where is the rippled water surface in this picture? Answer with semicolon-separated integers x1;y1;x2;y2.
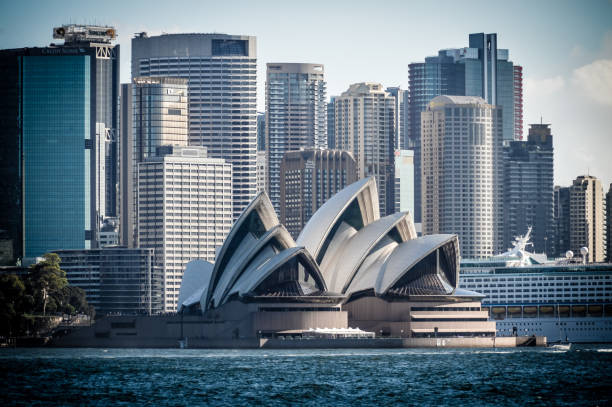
1;346;611;406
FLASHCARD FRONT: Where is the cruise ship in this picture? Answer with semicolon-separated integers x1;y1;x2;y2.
459;228;612;343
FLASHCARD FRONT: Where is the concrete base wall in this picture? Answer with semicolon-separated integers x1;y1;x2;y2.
259;336;547;349
52;333;546;349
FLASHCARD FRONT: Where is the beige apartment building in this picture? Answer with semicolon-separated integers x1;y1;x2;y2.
137;146;232;312
334;83;396;216
570;175;606;263
421;95;504;258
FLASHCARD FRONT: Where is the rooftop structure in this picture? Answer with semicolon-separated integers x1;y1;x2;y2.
53;24;117;45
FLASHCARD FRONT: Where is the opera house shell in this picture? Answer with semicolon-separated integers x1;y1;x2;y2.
177;177;496;339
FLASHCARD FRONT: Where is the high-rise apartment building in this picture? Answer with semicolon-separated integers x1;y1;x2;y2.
137;145;232;311
327;97;336;149
394;150;415;219
386;87;410;150
335;83;396;216
0;25;119;263
607;184;612;262
503;124;554;255
256;151;267;193
119;83;134;247
569;175;606;263
119;77;189;247
421;96;504;258
265;63;327;213
56;247;163;316
131;33;257;220
408;32;517;223
257;112;266;151
554;186;571;257
513;65;524;140
280;149;357;238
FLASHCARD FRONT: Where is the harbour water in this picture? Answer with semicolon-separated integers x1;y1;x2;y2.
1;346;611;406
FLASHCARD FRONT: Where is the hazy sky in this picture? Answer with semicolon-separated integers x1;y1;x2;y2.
1;0;611;188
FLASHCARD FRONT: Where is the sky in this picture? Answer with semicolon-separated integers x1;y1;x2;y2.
1;0;611;188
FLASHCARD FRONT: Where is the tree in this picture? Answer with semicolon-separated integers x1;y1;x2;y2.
58;285;89;315
0;274;26;336
26;253;68;315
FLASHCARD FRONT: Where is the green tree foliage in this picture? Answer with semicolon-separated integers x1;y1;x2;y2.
0;253;92;336
0;274;27;336
27;253;68;315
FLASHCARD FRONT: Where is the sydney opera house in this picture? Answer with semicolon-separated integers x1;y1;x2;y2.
175;177;496;339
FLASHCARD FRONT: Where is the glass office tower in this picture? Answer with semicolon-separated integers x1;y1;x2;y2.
0;25;119;263
22;55;92;258
408;32;517;224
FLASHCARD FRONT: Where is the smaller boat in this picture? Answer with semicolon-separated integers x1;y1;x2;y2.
550;343;571;351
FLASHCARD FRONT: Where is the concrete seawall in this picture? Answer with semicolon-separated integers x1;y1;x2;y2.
49;315;546;348
52;334;546;349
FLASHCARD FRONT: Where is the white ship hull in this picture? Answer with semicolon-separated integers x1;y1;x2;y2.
495;316;612;343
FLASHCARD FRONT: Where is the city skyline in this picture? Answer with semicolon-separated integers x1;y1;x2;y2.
1;0;610;189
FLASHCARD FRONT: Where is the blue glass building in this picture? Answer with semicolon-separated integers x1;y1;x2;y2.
408;33;517;224
0;25;119;263
23;55;91;257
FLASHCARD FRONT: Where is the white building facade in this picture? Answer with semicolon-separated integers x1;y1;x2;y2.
132;33;257;220
137;146;232;312
421;96;504;258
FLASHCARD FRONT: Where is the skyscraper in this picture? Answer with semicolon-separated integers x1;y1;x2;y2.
119;83;133;247
265;63;327;213
408;51;464;224
554;186;571;257
131;33;257;220
408;32;517;223
394;149;415;219
0;24;119;263
385;87;408;150
119;77;189;247
256;151;267;193
257;112;266;151
569;175;606;263
421;96;504;258
137;145;232;312
280;149;357;238
335;83;395;216
503;124;554;255
606;184;611;262
513;65;524;140
327;97;336;149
